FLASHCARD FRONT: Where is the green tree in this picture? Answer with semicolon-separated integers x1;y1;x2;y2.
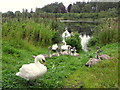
70;5;80;13
41;2;59;13
57;3;67;13
7;11;15;18
15;11;21;18
82;4;92;13
67;4;72;13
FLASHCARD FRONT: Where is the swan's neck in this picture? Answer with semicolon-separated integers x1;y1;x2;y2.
64;42;66;45
74;50;76;54
35;58;41;65
68;47;71;54
48;48;52;57
56;49;59;56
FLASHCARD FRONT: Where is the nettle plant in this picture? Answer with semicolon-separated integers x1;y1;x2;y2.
66;32;82;52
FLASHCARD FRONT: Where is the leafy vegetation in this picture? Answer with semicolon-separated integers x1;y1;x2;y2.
2;39;118;88
1;1;119;89
64;43;118;88
2;2;118;21
88;18;118;47
2;18;57;46
66;32;82;52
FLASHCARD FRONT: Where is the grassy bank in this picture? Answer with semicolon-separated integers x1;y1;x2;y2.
2;38;118;88
2;15;118;88
64;43;118;88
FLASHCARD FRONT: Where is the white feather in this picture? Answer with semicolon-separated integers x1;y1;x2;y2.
16;55;47;80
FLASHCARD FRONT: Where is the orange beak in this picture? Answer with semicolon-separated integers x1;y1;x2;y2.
42;60;46;66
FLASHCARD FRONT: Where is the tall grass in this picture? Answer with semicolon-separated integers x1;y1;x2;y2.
88;18;118;46
2;18;55;46
97;18;118;46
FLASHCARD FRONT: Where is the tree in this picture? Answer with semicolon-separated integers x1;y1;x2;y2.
15;11;21;18
70;5;80;13
67;4;72;13
30;8;33;13
2;13;7;18
57;3;67;13
22;9;30;18
41;2;67;13
82;4;92;13
76;2;86;13
41;2;59;13
7;11;15;18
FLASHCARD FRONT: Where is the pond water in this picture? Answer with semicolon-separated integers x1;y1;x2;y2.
61;20;98;52
80;34;91;52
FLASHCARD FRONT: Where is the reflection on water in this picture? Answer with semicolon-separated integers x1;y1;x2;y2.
61;20;98;52
61;29;91;52
80;34;91;52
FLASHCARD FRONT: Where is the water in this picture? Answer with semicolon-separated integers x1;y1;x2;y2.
61;29;91;52
61;20;97;52
80;34;91;52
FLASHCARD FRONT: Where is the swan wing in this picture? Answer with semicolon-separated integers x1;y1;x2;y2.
18;63;40;80
61;45;68;50
17;63;47;80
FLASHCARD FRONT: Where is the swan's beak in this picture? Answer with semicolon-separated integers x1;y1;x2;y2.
42;59;46;66
32;55;36;58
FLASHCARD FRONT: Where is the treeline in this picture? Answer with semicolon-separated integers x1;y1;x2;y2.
68;2;118;13
2;2;118;19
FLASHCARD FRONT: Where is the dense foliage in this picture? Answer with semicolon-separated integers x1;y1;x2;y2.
2;18;56;46
1;1;119;89
2;40;118;88
2;2;118;20
66;32;82;52
88;18;118;46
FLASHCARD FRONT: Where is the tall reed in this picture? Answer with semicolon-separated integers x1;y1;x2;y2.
94;18;118;46
2;18;55;46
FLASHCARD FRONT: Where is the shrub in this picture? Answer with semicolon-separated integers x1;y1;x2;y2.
2;18;55;46
92;18;118;46
52;31;62;44
88;36;98;47
66;32;82;52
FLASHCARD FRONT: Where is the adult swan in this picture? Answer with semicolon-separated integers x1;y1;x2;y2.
16;55;47;80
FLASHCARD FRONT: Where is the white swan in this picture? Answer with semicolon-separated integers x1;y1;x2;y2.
62;29;71;39
73;47;80;56
80;34;91;52
61;40;70;50
60;46;71;55
52;44;58;50
16;55;47;80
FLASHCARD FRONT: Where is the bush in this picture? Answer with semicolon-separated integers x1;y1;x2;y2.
92;18;118;46
87;36;98;47
52;31;62;44
2;18;55;46
66;32;82;52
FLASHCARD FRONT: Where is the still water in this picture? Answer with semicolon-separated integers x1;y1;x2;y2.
79;34;91;52
61;20;97;52
62;29;91;52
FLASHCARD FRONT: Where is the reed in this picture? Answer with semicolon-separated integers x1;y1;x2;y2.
2;18;55;46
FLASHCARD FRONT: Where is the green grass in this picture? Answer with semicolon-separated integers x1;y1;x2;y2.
64;43;118;88
2;18;55;46
2;37;118;88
